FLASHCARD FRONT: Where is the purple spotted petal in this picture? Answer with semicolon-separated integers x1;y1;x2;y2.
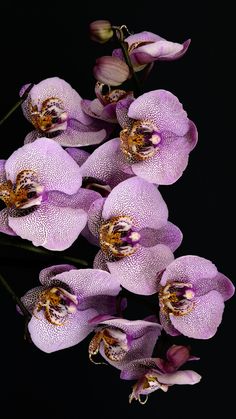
51;269;121;299
107;244;174;295
131;122;198;185
139;222;183;251
87;197;106;238
8;202;87;251
159;310;180;336
47;188;100;212
39;265;76;286
158;370;201;385
65;148;90;166
120;358;157;380
52;123;107;147
0;209;16;235
116;97;135;129
20;285;44;313
0;160;6;181
81;98;118;123
193;272;235;301
28;308;94;353
128;90;189;136
160;256;218;287
93;250;109;271
170;290;225;339
102;177;168;230
5;138;82;194
98;318;162;369
81;139;133;189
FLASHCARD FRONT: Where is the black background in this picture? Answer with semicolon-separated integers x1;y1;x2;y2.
0;2;234;418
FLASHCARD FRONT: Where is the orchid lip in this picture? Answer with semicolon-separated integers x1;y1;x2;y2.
159;281;195;317
89;326;129;363
34;286;78;326
0;170;44;214
30;97;68;133
120;120;162;163
99;215;140;260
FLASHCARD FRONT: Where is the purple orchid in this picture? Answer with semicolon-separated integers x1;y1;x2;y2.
113;31;190;72
121;345;201;404
20;77;111;147
81;90;198;186
93;56;130;86
158;256;235;339
88;317;162;368
87;176;182;295
20;264;121;353
0;138;100;250
81;82;134;123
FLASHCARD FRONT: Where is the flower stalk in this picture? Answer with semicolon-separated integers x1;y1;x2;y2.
0;83;34;126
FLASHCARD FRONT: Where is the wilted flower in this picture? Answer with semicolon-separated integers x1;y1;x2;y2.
93;56;130;86
158;256;235;338
121;345;200;404
20;264;121;352
87;177;182;295
88;317;162;368
0;138;98;250
89;20;114;43
20;77;110;147
113;31;190;72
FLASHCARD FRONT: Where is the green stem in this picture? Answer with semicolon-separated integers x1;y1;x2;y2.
0;237;88;266
0;272;31;319
113;26;141;96
0;83;34;126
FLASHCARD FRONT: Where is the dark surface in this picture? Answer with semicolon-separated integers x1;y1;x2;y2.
0;2;234;418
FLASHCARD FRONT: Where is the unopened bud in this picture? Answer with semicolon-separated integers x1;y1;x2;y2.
89;20;114;44
93;56;130;86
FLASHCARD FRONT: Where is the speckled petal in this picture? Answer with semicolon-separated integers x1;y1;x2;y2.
99;318;162;369
87;197;105;238
193;272;235;301
53;122;108;147
39;265;76;286
0;209;16;235
159;310;181;336
160;256;218;287
0;160;6;181
128;90;189;136
81;139;133;189
5;138;82;194
140;222;182;251
28;308;94;353
47;188;100;212
8;202;87;251
102;177;168;230
93;250;109;271
107;244;174;295
116;96;135;129
20;285;44;312
120;358;157;380
170;290;224;339
51;268;121;299
131;123;197;185
65;148;90;166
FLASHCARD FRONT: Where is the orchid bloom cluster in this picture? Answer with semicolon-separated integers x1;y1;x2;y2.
0;21;234;405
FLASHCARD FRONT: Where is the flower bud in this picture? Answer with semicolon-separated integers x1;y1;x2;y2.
89;20;114;44
93;56;130;86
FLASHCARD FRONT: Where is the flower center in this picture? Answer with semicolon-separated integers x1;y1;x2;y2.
159;281;195;317
34;286;78;326
120;121;162;163
89;327;129;362
0;170;44;211
30;97;68;133
99;215;140;260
